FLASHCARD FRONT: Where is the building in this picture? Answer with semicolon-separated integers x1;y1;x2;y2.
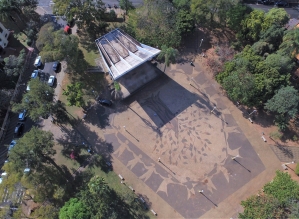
95;28;161;99
0;22;10;49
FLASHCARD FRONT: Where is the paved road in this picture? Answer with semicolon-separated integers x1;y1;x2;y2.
101;0;143;7
247;3;299;18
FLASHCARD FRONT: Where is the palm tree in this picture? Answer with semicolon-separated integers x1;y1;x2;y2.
157;45;179;71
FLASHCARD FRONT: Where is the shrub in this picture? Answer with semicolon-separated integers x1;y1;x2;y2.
295;163;299;176
270;131;283;140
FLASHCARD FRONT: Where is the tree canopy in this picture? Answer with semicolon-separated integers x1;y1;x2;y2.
12;78;55;121
63;82;84;107
240;171;299;218
4;49;26;77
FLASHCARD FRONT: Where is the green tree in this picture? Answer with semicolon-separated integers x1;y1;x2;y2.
259;25;284;51
226;3;252;33
12;79;55;121
239;171;299;218
263;53;294;75
279;28;299;57
31;204;59;219
262;8;289;31
63;82;84;107
222;69;256;106
265;86;299;120
240;9;265;42
173;0;190;9
88;176;107;194
176;9;195;34
127;0;181;48
4;49;26;76
119;0;135;13
264;171;299;205
157;45;179;67
239;195;285;219
59;198;90;219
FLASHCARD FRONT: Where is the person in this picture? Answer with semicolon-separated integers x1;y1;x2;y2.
190;61;193;66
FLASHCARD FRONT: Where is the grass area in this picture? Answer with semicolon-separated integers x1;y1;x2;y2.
89;167;154;219
78;43;98;67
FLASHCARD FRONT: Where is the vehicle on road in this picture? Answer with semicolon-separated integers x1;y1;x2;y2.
18;110;26;121
99;99;112;106
107;4;111;8
26;85;30;92
258;0;274;4
275;1;288;7
47;75;55;87
8;140;16;151
52;61;60;72
34;56;42;68
31;70;39;79
14;123;24;136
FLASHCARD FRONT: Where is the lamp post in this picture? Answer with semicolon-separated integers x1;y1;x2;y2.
199;39;203;48
232;155;239;160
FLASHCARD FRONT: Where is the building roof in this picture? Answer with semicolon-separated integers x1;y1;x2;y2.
95;28;161;80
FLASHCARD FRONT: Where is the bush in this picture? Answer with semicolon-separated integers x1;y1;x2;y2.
295;163;299;176
270;131;283;140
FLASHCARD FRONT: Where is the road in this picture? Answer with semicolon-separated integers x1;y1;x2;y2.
101;0;144;7
247;3;299;18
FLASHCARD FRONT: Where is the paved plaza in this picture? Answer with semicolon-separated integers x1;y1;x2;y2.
100;61;279;218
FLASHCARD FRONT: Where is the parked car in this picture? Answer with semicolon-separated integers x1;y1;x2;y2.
47;75;55;87
8;140;16;151
34;56;42;68
52;61;60;72
18;110;26;121
114;4;118;8
31;70;39;79
107;4;111;8
14;123;24;136
275;1;288;7
99;99;112;106
259;0;274;4
26;85;30;92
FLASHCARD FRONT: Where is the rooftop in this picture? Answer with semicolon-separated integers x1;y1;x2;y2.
95;29;161;80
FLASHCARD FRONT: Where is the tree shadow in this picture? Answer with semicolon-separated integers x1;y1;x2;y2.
56;120;113;167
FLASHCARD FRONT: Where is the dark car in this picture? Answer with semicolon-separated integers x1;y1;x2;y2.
259;0;274;4
107;4;111;8
14;123;24;136
114;4;118;8
52;61;60;72
275;1;288;7
99;99;112;106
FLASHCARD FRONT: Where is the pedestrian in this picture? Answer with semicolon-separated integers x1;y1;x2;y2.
190;61;193;66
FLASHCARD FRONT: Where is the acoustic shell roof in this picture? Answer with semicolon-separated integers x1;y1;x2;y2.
95;28;161;80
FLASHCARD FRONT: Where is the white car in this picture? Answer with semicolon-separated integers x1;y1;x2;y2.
18;110;26;121
47;75;55;87
8;140;16;151
31;70;39;79
34;56;42;68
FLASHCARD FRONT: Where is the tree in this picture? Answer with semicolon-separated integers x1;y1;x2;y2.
262;8;289;31
4;49;26;77
239;195;285;219
279;28;299;57
259;25;284;51
264;171;299;205
240;9;265;42
119;0;135;13
226;3;252;33
88;176;107;195
63;82;84;107
263;53;294;75
176;9;195;34
239;171;299;218
59;198;90;219
222;69;256;106
12;79;55;121
157;45;179;67
31;204;59;219
265;86;299;120
36;23;87;73
127;0;181;48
